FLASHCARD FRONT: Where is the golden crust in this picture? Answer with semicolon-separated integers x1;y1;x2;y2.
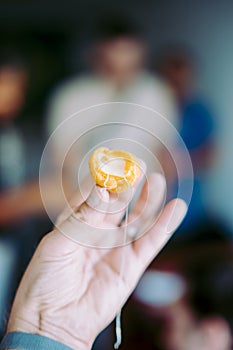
89;147;141;193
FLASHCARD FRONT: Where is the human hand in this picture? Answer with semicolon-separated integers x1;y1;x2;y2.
7;172;187;350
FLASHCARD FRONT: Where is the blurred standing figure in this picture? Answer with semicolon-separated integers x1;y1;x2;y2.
157;49;222;241
0;57;27;188
46;16;178;196
0;53;43;336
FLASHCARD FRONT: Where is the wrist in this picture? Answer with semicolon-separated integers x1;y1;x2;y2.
7;312;94;350
37;316;93;350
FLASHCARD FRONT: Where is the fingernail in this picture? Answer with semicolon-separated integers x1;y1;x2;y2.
166;199;187;235
86;186;109;208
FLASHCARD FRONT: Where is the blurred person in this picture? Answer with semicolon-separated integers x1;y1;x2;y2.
0;171;187;350
0;55;28;188
0;53;44;223
0;17;179;237
0;52;46;336
46;15;178;199
0;17;179;239
156;48;227;243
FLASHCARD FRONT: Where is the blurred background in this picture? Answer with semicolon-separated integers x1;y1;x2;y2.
0;0;233;349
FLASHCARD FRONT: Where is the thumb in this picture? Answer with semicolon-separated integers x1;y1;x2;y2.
56;186;115;247
75;185;110;226
56;185;110;228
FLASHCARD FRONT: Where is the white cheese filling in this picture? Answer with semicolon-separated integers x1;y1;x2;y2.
97;153;126;177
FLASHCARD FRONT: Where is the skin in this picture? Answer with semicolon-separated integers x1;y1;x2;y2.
93;36;145;86
6;171;187;350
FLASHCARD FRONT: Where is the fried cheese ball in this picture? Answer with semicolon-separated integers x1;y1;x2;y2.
89;147;141;193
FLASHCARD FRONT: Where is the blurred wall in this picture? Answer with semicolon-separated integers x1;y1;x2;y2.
1;0;233;232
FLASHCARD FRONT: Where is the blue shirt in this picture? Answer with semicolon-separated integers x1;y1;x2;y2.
179;100;214;151
178;99;215;229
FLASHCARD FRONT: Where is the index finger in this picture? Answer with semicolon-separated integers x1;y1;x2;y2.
132;198;187;268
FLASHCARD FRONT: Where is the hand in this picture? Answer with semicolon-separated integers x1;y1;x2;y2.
7;172;187;350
